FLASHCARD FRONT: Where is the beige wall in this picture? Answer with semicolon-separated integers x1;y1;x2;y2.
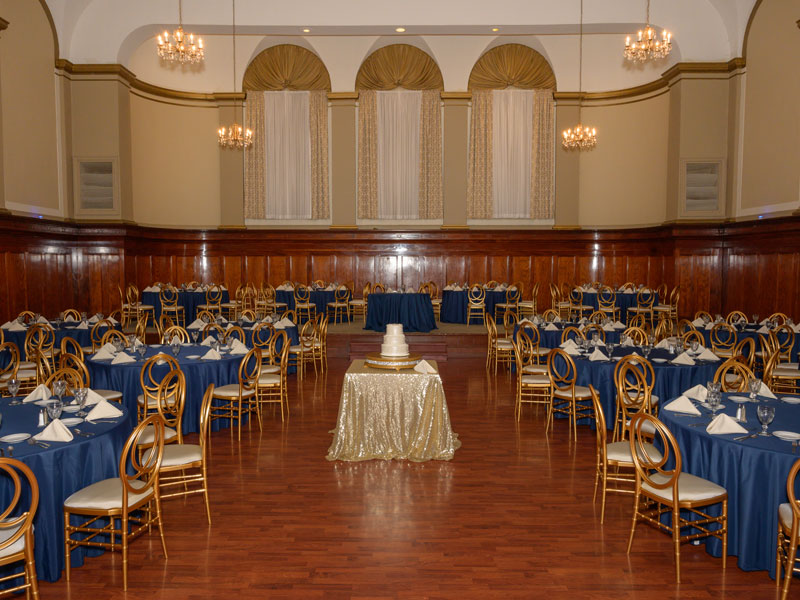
329;99;357;227
0;0;60;215
577;93;670;228
740;0;800;213
129;94;221;228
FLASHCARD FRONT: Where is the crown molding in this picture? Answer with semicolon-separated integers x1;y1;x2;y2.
327;92;359;100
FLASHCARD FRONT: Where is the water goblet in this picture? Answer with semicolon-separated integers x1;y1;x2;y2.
757;405;775;436
52;380;66;404
47;399;63;422
97;313;104;321
127;334;136;348
642;344;652;359
74;388;89;417
607;342;616;356
113;338;123;354
707;381;722;396
170;341;181;357
7;379;20;405
80;312;87;323
592;333;600;347
753;314;760;325
137;343;147;360
620;333;628;346
690;340;699;354
707;390;722;422
748;378;761;403
191;330;199;343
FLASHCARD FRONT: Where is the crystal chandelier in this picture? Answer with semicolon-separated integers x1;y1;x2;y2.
624;0;672;62
218;0;253;150
157;0;204;64
562;0;597;151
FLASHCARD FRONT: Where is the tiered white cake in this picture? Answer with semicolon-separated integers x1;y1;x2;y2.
381;324;409;357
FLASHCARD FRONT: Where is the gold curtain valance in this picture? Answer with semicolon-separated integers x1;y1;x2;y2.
355;44;444;91
468;44;556;91
243;44;331;91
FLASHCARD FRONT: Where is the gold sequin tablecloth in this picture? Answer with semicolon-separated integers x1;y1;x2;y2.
326;360;460;462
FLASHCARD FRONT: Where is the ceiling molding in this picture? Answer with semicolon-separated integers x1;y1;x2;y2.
741;0;764;60
36;0;58;62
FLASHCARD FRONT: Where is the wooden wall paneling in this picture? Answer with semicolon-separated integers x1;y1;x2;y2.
376;255;399;288
267;255;288;285
467;255;487;285
399;255;422;290
444;255;465;286
151;255;174;285
575;255;594;285
288;255;309;284
510;256;532;294
334;255;354;286
6;252;28;319
489;255;509;284
310;255;334;283
174;255;195;286
134;255;153;290
0;253;11;321
203;255;224;285
353;254;374;289
420;256;445;289
244;255;267;287
222;255;243;290
556;255;576;286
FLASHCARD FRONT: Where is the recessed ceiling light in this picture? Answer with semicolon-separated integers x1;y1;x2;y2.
492;27;500;32
302;28;311;33
395;27;406;32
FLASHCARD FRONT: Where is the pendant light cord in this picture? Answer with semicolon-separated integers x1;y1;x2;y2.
178;0;183;27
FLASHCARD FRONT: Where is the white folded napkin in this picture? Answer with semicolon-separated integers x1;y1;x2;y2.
663;395;701;415
589;348;609;362
0;321;11;329
563;346;581;356
36;316;49;324
671;352;696;366
655;339;670;349
621;338;635;347
453;286;462;291
111;353;135;364
201;336;215;346
553;316;561;323
34;419;73;442
757;326;769;333
444;285;453;291
76;321;89;330
86;399;124;423
760;318;769;325
683;384;708;402
602;323;615;332
578;318;588;325
325;285;335;291
614;321;626;329
508;286;517;292
545;323;558;331
792;324;800;333
64;315;76;322
23;384;50;403
518;318;533;326
704;323;714;330
692;318;704;327
241;315;253;323
92;347;115;360
623;289;634;294
593;339;607;347
202;349;222;360
759;382;777;399
586;287;597;293
706;413;747;435
229;339;248;355
88;315;99;324
169;335;182;346
278;317;295;328
697;348;720;361
187;318;205;330
85;388;106;406
107;316;118;325
99;342;116;354
559;339;578;350
8;322;26;332
413;359;437;374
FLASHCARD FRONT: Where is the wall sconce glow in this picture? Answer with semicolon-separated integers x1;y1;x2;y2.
395;27;406;32
302;28;310;33
491;27;500;32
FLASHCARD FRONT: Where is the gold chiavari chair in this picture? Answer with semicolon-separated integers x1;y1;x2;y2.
627;413;728;584
597;285;620;322
60;336;84;364
677;318;696;336
223;325;246;344
501;309;516;340
713;357;754;392
515;324;549;374
210;347;262;440
710;322;737;358
137;369;183;461
733;336;756;372
294;284;316;324
267;284;289;316
755;332;778;375
0;342;24;397
627;314;648;331
726;310;748;326
327;284;350;324
546;348;594;439
30;349;51;388
24;323;58;371
768;350;800;395
196;309;216;324
770;312;790;325
82;318;113;354
428;281;442;321
251;322;276;370
484;313;513;374
126;283;156;329
59;352;122;403
654;317;675;341
202;323;225;342
518;282;538;318
568;288;593;321
315;314;329;373
494;284;522;321
257;338;290;422
288;320;316;379
44;367;84;396
221;284;243;320
101;328;128;348
627;288;656;326
590;385;661;525
561;326;585;344
466;285;487;326
777;458;800;600
119;285;136;327
64;416;167;591
774;324;796;363
623;326;648;346
542;308;560;322
137;353;180;421
0;458;40;598
371;282;386;293
162;325;190;344
197;285;223;316
512;337;550;420
349;282;370;323
159;286;185;328
613;356;657;442
239;308;257;323
655;283;668;300
695;310;713;323
583;323;606;343
259;328;286;376
682;328;705;348
549;283;568;318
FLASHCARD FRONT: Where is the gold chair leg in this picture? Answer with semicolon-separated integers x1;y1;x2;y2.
63;511;71;581
155;495;168;558
673;507;681;583
626;490;639;555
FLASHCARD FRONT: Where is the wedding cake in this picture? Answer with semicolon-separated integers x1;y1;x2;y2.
381;324;409;357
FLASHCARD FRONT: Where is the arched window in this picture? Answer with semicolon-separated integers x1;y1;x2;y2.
244;44;331;222
355;44;443;222
467;44;556;222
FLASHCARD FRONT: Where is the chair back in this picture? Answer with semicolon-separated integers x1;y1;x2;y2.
468;286;486;305
681;328;704;347
627;314;648;330
568;288;583;306
547;348;578;394
268;330;289;366
236;347;262;398
60;336;84;363
335;284;349;302
710;322;737;354
199;384;214;456
502;310;516;338
734;336;756;369
654;318;675;341
726;310;747;326
549;283;561;308
784;458;800;537
598;286;616;311
636;288;655;309
283;309;297;323
676;319;695;335
561;326;584;343
695;310;712;322
159;286;179;309
101;328;128;347
583;323;606;342
505;285;521;304
162;325;189;344
204;286;223;307
0;342;20;382
372;282;385;293
126;283;140;305
770;312;789;325
0;458;38;557
121;415;164;501
202;323;225;340
224;325;246;344
156;369;186;442
773;324;795;359
655;283;668;299
251;322;275;350
59;353;90;387
542;308;559;322
294;284;311;304
90;319;112;351
44;367;84;395
517;322;541;349
25;324;55;359
615;359;652;439
139;353;180;413
714;357;754;392
623;326;648;345
629;413;680;493
589;385;608;454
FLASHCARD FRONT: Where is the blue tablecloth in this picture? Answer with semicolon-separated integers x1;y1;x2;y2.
440;290;508;324
195;324;300;374
0;400;132;582
142;289;230;323
660;393;800;577
520;322;625;350
275;289;350;323
1;322;117;362
87;345;241;435
700;324;800;363
365;293;437;333
578;291;655;315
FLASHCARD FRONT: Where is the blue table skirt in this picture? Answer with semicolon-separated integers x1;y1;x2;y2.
365;294;437;333
440;290;508;324
195;325;300;374
577;291;657;315
87;345;241;435
700;325;800;363
660;394;800;577
1;323;117;362
0;401;132;582
275;290;350;323
142;290;230;323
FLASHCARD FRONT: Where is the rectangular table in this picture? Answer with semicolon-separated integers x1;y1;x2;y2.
364;293;437;332
326;360;460;462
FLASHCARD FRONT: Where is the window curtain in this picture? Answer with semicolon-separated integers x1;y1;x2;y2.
358;89;442;220
244;90;329;220
467;88;554;220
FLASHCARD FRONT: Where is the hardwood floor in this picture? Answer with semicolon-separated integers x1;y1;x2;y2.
41;358;783;599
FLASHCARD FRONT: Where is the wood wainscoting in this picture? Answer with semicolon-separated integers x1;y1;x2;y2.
0;213;798;323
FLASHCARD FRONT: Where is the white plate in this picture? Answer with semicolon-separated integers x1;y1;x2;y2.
730;396;750;403
652;358;668;363
62;405;81;413
186;355;201;360
0;433;31;443
782;397;800;405
700;403;726;411
61;417;84;426
773;431;800;442
34;400;53;407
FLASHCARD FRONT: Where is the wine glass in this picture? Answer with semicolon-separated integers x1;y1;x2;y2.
47;399;63;422
620;333;628;346
690;340;699;354
642;344;652;359
137;343;147;360
7;379;20;405
592;333;600;347
170;340;181;356
51;380;66;404
757;405;775;436
707;390;722;422
748;378;761;403
74;388;89;417
707;381;722;396
753;314;760;325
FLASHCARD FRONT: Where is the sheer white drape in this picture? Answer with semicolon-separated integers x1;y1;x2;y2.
492;89;533;219
264;91;311;219
376;90;421;220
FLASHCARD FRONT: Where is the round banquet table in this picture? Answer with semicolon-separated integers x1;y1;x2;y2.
86;345;242;435
275;289;350;322
190;324;300;374
576;290;656;315
1;320;118;362
700;323;800;362
440;289;508;324
142;289;230;323
364;293;437;333
0;399;132;582
659;393;800;577
518;322;625;349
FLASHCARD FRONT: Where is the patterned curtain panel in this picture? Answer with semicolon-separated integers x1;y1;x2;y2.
466;90;493;219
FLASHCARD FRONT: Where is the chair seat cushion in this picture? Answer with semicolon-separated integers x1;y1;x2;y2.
553;385;592;399
296;303;314;308
260;365;280;374
518;301;534;307
775;366;800;378
606;441;663;464
328;302;348;308
213;384;255;399
532;347;551;356
258;374;281;385
496;340;513;350
64;477;153;511
271;302;288;307
144;444;202;468
0;520;26;559
779;503;799;531
625;418;657;435
522;365;548;374
18;362;35;371
642;472;727;503
349;300;365;305
96;389;122;401
521;375;549;385
136;424;178;446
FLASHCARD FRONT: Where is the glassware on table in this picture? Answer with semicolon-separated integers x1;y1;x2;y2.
74;388;89;417
748;378;761;403
690;340;699;354
620;333;628;346
46;399;63;421
137;343;147;359
170;340;181;356
6;379;20;404
752;314;759;325
707;390;722;421
191;330;199;343
113;338;123;353
642;344;652;359
592;333;600;347
127;334;136;347
51;380;66;404
757;405;775;436
607;342;616;356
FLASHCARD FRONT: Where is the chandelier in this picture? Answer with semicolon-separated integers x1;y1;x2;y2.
624;0;672;62
157;0;204;64
218;0;253;149
562;0;597;151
